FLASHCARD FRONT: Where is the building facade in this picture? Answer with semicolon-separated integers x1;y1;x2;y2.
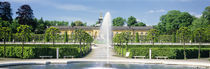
54;26;153;38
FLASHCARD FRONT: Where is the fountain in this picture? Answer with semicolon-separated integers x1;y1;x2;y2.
97;12;112;64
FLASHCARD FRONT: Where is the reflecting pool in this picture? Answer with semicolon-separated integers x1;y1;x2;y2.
2;62;207;69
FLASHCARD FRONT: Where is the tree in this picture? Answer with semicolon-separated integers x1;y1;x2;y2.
45;27;60;46
202;6;210;23
44;33;50;42
127;16;137;26
0;26;11;57
64;31;68;43
112;17;125;26
10;19;20;33
147;29;160;45
71;20;86;26
194;28;205;59
135;32;140;42
16;4;36;31
121;32;131;51
83;32;93;50
72;29;86;57
135;22;146;26
16;25;31;58
35;18;47;34
159;10;181;34
0;2;13;23
0;18;10;27
177;27;190;60
157;10;194;35
190;18;208;32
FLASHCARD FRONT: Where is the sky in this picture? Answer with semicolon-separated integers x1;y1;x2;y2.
3;0;210;26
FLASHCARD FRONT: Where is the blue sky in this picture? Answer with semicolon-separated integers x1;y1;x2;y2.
4;0;210;26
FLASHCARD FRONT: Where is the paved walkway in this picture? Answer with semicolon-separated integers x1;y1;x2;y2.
84;44;125;59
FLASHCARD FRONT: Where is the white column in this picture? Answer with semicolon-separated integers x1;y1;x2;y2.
56;48;59;59
149;48;152;59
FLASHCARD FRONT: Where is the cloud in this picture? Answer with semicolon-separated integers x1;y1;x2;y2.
7;0;39;3
148;9;166;13
189;12;202;18
54;4;90;11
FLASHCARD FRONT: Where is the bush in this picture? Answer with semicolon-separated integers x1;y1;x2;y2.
114;45;210;59
0;44;91;59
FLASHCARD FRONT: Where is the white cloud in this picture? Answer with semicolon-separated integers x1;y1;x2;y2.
189;12;202;18
148;9;166;13
54;4;90;11
7;0;39;3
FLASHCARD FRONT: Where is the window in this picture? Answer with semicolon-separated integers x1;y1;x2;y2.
141;32;143;35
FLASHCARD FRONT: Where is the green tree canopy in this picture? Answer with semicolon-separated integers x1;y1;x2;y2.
176;27;190;60
16;4;36;32
157;10;194;34
202;6;210;23
127;16;137;26
71;20;86;26
64;31;68;43
112;17;125;26
134;22;146;26
0;27;11;57
147;29;160;45
0;2;13;23
16;25;32;58
45;27;60;46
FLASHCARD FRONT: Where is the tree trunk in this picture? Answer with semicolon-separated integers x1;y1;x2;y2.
53;38;55;47
198;35;201;59
22;41;24;59
126;42;128;52
184;40;186;60
152;37;154;46
121;47;123;56
79;39;82;57
3;38;6;58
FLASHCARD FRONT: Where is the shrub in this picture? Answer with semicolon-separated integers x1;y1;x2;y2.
0;44;91;59
114;45;210;59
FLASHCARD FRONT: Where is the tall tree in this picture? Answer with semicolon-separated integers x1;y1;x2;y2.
0;26;11;57
202;6;210;23
190;18;208;31
0;18;10;27
16;4;36;31
194;28;205;59
64;31;68;43
72;29;86;57
35;18;46;34
147;29;160;45
135;32;139;42
157;10;194;35
177;27;190;60
112;17;125;26
9;19;19;33
16;25;31;58
121;32;131;52
0;2;12;23
45;27;60;46
127;16;137;26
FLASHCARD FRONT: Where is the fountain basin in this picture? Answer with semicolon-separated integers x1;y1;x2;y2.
0;61;207;69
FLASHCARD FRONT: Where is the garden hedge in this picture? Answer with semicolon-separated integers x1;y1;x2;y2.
0;44;91;59
114;45;210;59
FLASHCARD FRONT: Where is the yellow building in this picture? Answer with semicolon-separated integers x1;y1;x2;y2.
54;26;153;38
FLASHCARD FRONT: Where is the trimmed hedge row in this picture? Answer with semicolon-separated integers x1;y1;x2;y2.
114;45;210;59
0;44;91;59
